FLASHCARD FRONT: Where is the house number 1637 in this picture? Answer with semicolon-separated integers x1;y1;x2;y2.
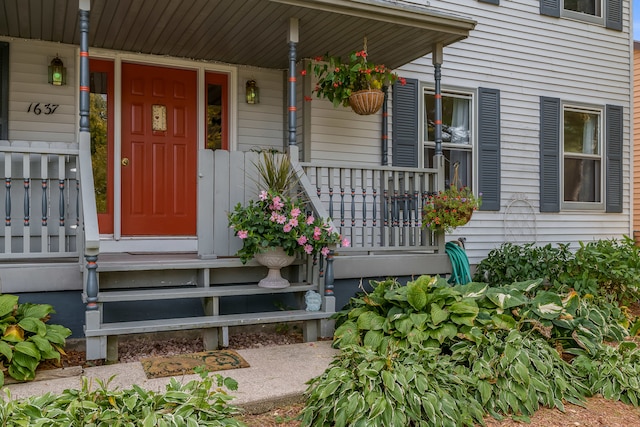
27;103;59;115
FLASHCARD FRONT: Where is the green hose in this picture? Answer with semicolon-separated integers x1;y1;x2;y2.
445;241;472;285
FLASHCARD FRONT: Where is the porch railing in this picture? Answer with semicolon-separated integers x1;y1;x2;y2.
289;146;443;254
0;140;83;259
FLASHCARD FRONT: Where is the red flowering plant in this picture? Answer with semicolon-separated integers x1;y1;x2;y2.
422;185;481;233
307;50;406;108
228;189;349;264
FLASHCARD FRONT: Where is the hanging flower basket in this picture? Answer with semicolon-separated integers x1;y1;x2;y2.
348;89;385;115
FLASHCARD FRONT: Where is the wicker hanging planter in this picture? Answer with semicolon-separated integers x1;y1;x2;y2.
348;89;384;115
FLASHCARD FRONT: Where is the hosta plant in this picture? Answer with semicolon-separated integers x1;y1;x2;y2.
301;344;485;427
570;341;640;406
0;294;71;384
449;329;588;422
0;367;246;426
332;275;480;353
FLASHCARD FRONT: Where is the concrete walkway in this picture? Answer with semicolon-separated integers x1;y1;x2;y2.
2;341;338;413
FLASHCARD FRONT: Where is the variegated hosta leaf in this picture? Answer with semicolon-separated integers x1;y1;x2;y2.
454;282;488;298
531;291;564;320
485;288;528;310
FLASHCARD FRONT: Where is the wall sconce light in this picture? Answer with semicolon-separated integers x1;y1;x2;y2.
245;79;259;104
48;55;66;86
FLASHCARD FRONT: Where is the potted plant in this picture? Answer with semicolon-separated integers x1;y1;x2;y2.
422;185;481;233
307;49;406;115
228;152;349;288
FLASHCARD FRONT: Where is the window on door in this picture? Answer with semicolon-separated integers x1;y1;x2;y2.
562;106;603;206
89;59;114;233
205;73;228;150
423;90;474;188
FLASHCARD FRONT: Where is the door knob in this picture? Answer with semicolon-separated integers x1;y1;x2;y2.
121;157;129;166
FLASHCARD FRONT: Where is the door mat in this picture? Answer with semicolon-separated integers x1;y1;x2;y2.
140;350;250;379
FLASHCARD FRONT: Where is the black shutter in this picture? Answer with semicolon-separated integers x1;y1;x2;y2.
540;0;560;17
0;42;7;140
478;0;499;4
478;88;501;211
539;97;560;212
606;0;622;31
392;78;418;167
606;104;623;213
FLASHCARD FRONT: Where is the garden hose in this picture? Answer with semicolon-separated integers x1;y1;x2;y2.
445;241;472;285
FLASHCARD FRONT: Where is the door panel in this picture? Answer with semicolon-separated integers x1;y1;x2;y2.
121;63;197;236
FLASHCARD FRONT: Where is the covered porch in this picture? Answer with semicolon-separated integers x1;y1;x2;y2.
0;0;476;359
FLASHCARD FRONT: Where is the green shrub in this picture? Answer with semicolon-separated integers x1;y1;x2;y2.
0;368;245;426
560;236;640;305
0;294;71;384
472;243;572;287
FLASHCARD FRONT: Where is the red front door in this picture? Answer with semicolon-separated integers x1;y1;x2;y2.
121;63;197;236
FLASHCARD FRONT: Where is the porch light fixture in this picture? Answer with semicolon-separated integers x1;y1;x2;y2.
245;79;259;104
48;55;66;86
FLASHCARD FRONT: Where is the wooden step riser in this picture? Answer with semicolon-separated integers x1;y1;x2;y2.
96;283;318;302
98;265;300;289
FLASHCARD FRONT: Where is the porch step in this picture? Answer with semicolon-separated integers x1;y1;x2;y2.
84;309;330;337
97;253;263;272
96;283;317;302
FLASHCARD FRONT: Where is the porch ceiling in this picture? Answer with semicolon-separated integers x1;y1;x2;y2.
0;0;476;69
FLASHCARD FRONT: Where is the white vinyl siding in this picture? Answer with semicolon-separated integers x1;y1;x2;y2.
398;0;631;264
307;98;384;166
236;67;285;153
4;38;77;142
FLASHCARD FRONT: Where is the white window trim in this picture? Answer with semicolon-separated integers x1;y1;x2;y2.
561;0;605;26
560;103;605;211
420;85;477;189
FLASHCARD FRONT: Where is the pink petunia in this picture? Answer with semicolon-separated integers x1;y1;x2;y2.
276;214;287;224
259;190;268;201
306;215;315;225
270;196;284;211
291;208;301;218
313;227;322;240
283;224;293;232
297;235;308;245
288;218;298;227
321;247;330;256
341;238;350;247
237;230;248;239
303;244;313;254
